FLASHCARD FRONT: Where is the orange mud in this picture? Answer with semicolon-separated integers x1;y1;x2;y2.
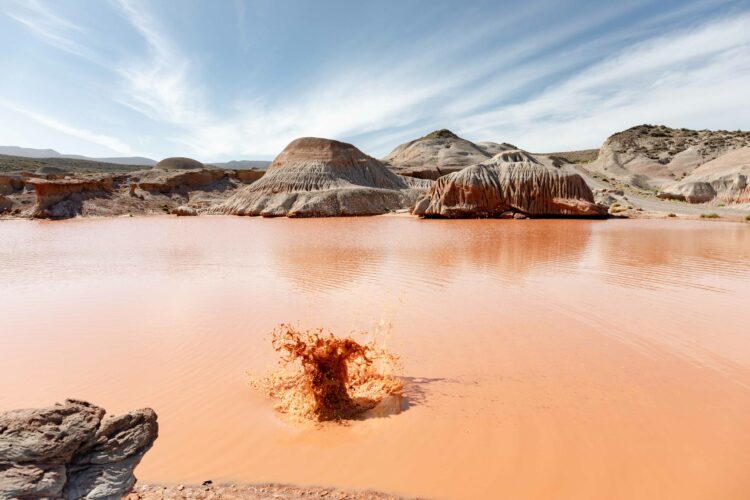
251;324;402;422
1;217;750;499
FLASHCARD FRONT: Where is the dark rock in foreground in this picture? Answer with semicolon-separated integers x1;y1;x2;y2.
413;150;605;218
0;399;158;500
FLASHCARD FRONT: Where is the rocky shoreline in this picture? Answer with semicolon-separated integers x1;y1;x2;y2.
0;400;414;500
128;483;413;499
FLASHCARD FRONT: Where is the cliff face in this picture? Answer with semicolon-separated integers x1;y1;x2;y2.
0;400;157;500
213;137;428;217
588;125;750;192
412;150;604;218
28;177;114;218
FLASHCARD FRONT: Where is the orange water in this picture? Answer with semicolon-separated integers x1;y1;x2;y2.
1;217;749;499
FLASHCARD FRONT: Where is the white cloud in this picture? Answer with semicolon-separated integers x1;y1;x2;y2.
3;0;749;159
3;0;99;62
0;101;137;155
113;0;208;126
454;12;750;151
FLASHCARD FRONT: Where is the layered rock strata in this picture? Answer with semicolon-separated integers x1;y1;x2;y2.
412;150;605;218
213;137;427;217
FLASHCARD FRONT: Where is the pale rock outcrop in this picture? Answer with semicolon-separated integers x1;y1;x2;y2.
172;205;198;216
412;150;605;218
658;147;750;204
475;141;518;156
588;125;750;191
155;157;204;170
0;399;157;500
382;129;494;180
212;137;427;217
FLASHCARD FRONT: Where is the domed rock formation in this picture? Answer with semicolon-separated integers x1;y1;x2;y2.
0;400;157;499
412;150;605;218
382;129;494;180
212;137;427;217
155;157;204;170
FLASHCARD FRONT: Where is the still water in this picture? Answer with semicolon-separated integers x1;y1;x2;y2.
1;217;749;499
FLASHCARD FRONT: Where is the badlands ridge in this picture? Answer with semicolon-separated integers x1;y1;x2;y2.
1;125;749;220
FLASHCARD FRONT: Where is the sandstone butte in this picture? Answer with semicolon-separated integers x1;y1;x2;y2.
412;150;605;218
212;137;431;217
0;400;158;500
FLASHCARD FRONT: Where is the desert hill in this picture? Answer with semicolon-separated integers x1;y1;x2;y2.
214;137;429;217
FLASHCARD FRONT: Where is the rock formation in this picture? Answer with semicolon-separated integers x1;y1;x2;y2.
28;177;114;218
133;169;226;193
0;166;266;219
412;150;605;218
0;173;26;195
382;129;497;180
0;399;158;500
228;169;265;183
658;147;750;204
587;124;750;191
155;157;205;170
0;194;12;213
34;166;71;179
172;205;198;216
212;137;427;217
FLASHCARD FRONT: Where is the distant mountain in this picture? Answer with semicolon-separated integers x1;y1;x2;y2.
0;146;157;166
209;160;271;170
0;146;61;158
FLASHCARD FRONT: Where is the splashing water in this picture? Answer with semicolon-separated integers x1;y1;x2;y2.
250;323;403;422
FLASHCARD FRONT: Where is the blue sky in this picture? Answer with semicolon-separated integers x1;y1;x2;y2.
1;0;749;161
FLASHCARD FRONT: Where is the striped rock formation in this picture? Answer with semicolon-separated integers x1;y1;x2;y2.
412;150;605;218
212;137;429;217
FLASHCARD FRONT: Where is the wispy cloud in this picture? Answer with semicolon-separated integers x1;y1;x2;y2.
3;0;98;62
3;0;749;159
454;11;750;151
0;101;137;155
113;0;207;126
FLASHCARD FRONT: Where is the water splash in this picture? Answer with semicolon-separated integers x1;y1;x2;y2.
250;323;402;422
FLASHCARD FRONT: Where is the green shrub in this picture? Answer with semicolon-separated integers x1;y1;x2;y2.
700;213;720;219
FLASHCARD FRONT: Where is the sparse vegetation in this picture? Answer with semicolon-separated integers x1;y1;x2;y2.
745;215;750;221
668;213;677;217
700;213;720;219
0;153;141;174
